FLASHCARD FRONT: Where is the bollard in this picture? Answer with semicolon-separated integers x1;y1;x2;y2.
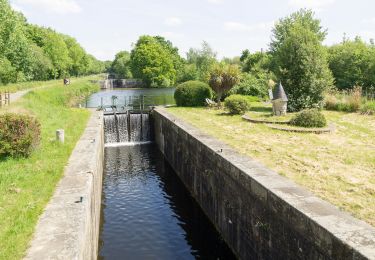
56;129;65;143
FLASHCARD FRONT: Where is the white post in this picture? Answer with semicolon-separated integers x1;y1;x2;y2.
56;129;65;143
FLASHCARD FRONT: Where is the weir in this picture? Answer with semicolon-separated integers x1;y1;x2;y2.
103;111;152;144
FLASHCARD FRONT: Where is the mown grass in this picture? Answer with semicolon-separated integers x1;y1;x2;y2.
0;77;99;260
167;105;375;226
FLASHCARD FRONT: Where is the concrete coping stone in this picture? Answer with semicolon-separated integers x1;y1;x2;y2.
153;107;375;260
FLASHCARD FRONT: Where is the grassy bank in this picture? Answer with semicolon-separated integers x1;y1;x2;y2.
0;75;103;93
167;105;375;226
0;78;99;259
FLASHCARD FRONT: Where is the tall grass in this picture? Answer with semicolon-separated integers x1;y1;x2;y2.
0;78;99;259
325;86;367;112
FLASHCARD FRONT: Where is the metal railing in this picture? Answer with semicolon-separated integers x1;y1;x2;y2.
96;95;172;113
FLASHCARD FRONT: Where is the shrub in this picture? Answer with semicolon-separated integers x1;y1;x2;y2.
290;109;327;128
0;113;41;157
174;80;212;106
230;73;269;98
361;101;375;115
224;95;251;114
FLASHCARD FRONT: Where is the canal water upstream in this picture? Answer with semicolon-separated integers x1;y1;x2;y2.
99;145;236;259
85;88;175;108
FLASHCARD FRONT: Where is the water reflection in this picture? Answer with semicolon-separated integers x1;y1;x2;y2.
85;88;175;108
99;145;236;260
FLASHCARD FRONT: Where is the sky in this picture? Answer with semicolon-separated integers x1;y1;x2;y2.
9;0;375;61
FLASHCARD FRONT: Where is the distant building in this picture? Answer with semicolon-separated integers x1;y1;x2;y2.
272;83;288;116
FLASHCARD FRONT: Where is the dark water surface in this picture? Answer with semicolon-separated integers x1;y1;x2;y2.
99;145;236;260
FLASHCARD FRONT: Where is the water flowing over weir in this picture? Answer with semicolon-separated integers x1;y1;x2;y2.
103;111;152;145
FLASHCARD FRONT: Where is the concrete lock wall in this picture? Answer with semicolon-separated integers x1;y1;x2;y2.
152;107;375;260
25;110;104;260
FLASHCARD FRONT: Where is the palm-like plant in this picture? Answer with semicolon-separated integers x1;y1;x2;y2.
209;63;241;103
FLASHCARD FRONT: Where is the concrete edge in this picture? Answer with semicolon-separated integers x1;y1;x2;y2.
24;110;104;260
154;106;375;260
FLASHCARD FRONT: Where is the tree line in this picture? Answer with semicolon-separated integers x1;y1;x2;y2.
0;0;107;85
110;9;375;111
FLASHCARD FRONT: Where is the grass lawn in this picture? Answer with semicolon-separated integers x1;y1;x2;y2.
0;77;99;260
167;104;375;226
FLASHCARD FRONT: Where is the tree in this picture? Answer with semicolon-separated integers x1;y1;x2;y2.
208;63;241;102
187;41;217;81
328;37;375;91
270;9;333;111
111;51;132;78
242;51;272;74
63;35;87;76
28;44;53;80
0;57;16;84
130;35;177;87
0;0;33;82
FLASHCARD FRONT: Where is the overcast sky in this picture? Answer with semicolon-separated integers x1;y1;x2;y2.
9;0;375;61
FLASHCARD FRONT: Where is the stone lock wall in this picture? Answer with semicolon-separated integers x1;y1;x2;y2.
152;107;375;260
25;110;104;260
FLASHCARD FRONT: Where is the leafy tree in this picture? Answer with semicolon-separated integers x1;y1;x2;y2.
130;35;177;87
221;56;241;66
0;0;33;82
208;63;241;102
28;44;53;80
42;30;71;78
111;51;132;78
230;72;269;98
177;63;198;83
187;41;217;81
271;9;333;111
242;51;272;74
328;37;375;91
63;35;87;76
0;57;16;84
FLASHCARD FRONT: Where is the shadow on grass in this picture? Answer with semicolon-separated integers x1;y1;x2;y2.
250;106;273;113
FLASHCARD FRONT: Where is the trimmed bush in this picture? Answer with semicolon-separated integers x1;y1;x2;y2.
290;109;327;128
174;81;212;107
224;95;251;114
0;113;41;157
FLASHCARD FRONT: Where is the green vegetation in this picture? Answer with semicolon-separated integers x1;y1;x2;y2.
130;35;182;87
185;41;217;82
325;86;363;112
361;101;375;115
224;95;250;114
110;51;132;79
0;0;105;86
230;73;269;98
328;37;375;92
0;113;41;157
289;109;327;128
174;81;212;107
270;9;333;111
0;77;98;259
208;63;241;102
166;105;375;226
